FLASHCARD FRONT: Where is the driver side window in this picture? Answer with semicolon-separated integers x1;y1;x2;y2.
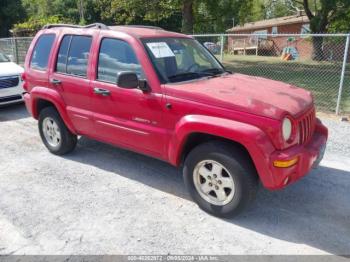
97;38;143;83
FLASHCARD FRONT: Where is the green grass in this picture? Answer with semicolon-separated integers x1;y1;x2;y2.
220;54;350;114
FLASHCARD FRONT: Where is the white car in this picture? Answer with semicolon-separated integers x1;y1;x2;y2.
0;53;24;106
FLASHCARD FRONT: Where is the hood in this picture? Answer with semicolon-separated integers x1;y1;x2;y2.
164;73;313;120
0;62;24;77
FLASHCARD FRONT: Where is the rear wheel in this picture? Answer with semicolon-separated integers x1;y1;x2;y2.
38;107;77;155
183;141;258;218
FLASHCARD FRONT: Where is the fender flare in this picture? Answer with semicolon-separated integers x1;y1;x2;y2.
29;86;77;134
168;115;275;184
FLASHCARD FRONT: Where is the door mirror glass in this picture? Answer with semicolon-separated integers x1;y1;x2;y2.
117;72;139;89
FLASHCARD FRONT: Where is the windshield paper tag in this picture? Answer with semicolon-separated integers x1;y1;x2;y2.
146;42;175;58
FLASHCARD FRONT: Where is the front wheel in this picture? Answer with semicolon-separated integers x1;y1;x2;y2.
38;107;77;155
183;141;258;218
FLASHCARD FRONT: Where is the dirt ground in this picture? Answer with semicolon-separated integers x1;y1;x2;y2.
0;104;349;255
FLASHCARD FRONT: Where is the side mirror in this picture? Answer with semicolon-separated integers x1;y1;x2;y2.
117;72;139;89
117;71;151;93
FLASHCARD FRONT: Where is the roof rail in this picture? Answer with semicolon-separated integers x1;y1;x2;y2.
117;25;164;30
42;23;109;30
84;23;109;29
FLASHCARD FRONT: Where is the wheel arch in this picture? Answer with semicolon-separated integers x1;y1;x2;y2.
36;99;55;117
179;132;253;168
30;87;77;134
168;115;275;185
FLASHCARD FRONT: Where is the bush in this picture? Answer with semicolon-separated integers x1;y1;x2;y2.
12;16;68;36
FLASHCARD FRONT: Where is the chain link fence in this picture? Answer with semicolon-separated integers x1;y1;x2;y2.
192;33;350;115
0;37;33;66
1;34;349;115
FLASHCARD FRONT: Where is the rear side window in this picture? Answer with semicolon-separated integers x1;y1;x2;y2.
55;35;92;77
30;34;55;71
97;38;143;83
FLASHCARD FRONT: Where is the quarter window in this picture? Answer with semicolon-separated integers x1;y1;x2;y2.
55;35;92;77
30;34;55;71
97;38;143;83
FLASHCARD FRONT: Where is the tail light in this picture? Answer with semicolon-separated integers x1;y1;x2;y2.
21;73;28;91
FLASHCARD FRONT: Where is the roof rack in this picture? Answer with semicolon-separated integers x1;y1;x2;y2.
115;25;164;30
42;23;109;30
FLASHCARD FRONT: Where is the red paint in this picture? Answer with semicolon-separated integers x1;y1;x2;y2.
23;26;328;190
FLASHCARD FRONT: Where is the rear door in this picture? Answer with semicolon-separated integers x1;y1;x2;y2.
49;34;94;135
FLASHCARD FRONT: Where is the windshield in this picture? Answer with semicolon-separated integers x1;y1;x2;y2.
0;53;10;63
142;38;225;83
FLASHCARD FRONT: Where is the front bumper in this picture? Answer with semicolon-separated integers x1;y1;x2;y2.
0;94;23;106
266;121;328;190
0;80;24;106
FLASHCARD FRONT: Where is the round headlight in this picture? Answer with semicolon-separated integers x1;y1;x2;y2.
282;118;292;141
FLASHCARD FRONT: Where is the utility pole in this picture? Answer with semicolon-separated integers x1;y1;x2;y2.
232;17;235;28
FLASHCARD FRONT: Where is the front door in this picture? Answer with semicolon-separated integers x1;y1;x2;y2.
90;37;166;158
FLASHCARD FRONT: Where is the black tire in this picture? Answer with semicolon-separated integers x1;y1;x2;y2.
38;107;77;155
183;141;259;218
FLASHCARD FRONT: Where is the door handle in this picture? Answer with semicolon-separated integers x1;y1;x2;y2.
93;87;110;96
50;79;62;85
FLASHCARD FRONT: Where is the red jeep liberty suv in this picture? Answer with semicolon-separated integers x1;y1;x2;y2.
23;24;328;217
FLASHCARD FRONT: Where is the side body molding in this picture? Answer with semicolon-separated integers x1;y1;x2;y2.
168;115;276;185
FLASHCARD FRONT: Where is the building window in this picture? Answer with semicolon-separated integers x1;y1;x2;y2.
272;26;278;36
254;30;268;39
301;24;311;38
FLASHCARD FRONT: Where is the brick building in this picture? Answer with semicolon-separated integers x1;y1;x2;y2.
226;15;314;59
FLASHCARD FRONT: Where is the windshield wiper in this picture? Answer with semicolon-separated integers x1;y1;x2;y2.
200;68;225;76
167;72;214;82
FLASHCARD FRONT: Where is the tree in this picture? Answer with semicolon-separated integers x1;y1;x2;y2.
264;0;294;19
21;0;90;25
97;0;182;31
13;0;103;34
328;8;350;33
289;0;350;60
0;0;25;37
12;16;63;36
13;0;263;36
21;0;53;18
193;0;246;33
182;0;194;33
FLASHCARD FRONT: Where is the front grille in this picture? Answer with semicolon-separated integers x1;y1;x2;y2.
298;108;316;145
0;76;19;89
0;95;22;103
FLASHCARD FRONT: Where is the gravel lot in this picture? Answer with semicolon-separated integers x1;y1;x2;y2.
0;104;349;255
